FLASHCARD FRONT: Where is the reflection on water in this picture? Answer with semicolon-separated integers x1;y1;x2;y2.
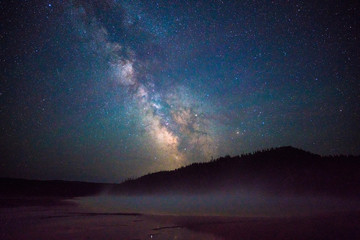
76;192;360;217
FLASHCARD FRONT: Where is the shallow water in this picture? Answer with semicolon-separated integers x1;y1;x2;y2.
0;196;360;240
0;205;218;240
1;193;359;240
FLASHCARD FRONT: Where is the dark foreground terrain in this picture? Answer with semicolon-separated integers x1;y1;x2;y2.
1;147;359;239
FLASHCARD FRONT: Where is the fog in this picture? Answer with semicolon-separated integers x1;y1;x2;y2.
76;192;360;217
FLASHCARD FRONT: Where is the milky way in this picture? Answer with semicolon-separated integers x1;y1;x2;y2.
1;0;359;182
68;2;218;170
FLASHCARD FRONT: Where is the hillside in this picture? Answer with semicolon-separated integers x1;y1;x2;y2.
1;146;359;201
112;146;360;197
0;178;112;198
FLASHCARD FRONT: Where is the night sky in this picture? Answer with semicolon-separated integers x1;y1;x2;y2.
1;0;359;182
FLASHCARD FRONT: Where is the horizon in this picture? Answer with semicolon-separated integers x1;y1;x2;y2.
1;0;359;183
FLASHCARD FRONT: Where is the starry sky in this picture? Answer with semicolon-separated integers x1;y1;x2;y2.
1;0;359;182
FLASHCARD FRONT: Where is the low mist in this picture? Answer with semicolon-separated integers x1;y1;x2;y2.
76;191;360;217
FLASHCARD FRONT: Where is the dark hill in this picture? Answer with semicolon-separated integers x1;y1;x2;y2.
0;178;112;198
0;178;116;207
112;146;360;197
1;147;359;201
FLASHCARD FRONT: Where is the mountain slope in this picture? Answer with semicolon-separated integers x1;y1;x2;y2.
112;146;360;197
0;178;112;198
1;146;359;199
